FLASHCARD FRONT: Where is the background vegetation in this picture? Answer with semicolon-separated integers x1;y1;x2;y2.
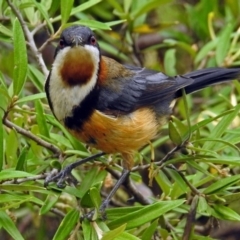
1;0;240;239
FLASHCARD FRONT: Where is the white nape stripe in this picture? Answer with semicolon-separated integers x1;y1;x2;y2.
49;45;100;123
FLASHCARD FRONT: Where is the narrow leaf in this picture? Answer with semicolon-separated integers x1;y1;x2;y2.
203;175;240;194
216;23;233;65
0;170;34;180
61;0;74;25
213;204;240;221
13;19;28;96
35;99;50;138
0;211;24;240
34;0;54;33
40;193;60;215
0;112;4;170
108;199;184;229
169;121;182;145
164;48;177;76
102;224;126;240
142;219;158;240
53;209;80;240
16;93;46;104
89;187;102;209
15;146;28;170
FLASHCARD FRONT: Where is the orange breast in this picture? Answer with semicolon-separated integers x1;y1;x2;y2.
67;108;162;155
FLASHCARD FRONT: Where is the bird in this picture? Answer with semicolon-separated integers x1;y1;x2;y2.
45;25;240;215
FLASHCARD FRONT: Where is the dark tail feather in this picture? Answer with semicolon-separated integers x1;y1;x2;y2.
175;68;240;98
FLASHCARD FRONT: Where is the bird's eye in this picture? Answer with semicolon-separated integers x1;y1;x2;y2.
59;39;65;48
90;36;96;45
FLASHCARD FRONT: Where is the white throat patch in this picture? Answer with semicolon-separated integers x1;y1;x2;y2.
48;45;100;123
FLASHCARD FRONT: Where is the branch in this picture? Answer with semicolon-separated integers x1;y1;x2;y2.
3;173;47;185
132;144;182;172
6;0;49;77
3;118;61;155
183;196;199;240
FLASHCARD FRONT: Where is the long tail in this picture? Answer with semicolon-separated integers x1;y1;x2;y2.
175;68;240;98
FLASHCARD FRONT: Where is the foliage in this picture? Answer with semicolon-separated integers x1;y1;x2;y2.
1;0;240;239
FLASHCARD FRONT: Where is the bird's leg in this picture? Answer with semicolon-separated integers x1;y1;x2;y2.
85;168;130;220
44;152;105;188
100;168;130;212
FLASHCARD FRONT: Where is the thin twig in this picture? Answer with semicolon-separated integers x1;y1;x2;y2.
168;165;202;196
3;174;48;185
6;0;48;77
132;144;182;172
38;37;55;53
3;118;61;155
31;22;46;36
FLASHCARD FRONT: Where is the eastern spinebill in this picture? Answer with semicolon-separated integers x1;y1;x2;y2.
45;25;240;213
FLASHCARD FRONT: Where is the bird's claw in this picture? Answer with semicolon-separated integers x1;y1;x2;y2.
81;202;108;221
44;165;77;188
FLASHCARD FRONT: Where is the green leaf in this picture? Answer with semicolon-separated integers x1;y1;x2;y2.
61;0;74;25
213;204;240;221
131;0;169;19
90;187;102;209
15;146;28;171
203;104;240;150
166;168;188;196
28;64;45;91
82;219;99;240
0;194;43;205
115;232;141;240
53;209;80;240
194;38;217;65
203;175;240;194
223;192;240;204
53;0;101;22
108;199;185;229
0;113;4;171
0;184;46;192
13;19;28;96
154;170;172;195
0;170;35;180
197;196;210;215
69;20;111;30
0;211;24;240
40;193;60;215
142;219;158;240
193;138;240;153
216;23;233;65
46;114;86;151
35;99;50;138
102;224;126;240
33;0;54;33
79;167;106;198
16;93;46;104
171;116;189;140
0;23;12;37
164;48;177;76
168;121;182;145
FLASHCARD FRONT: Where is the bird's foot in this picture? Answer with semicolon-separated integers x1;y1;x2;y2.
44;152;105;188
44;164;76;188
82;200;109;221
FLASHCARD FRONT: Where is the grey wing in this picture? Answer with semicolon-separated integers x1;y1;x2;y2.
96;66;193;114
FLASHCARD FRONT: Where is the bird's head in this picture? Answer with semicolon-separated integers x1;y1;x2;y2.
45;25;103;122
52;25;101;86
